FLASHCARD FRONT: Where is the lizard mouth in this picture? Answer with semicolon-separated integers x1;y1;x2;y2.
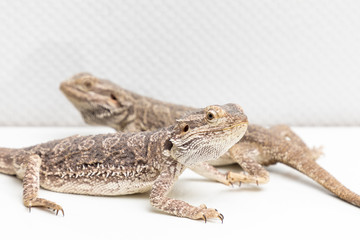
60;82;111;111
180;121;248;141
60;82;89;102
222;121;248;131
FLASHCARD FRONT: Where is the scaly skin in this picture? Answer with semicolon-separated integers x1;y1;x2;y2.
0;104;248;221
60;73;360;208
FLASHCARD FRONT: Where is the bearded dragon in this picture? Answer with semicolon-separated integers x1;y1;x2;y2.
60;73;360;208
0;103;249;221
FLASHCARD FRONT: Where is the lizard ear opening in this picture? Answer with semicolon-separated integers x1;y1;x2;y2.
164;139;173;151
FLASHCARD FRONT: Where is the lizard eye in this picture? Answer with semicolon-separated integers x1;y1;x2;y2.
206;110;217;123
83;80;93;89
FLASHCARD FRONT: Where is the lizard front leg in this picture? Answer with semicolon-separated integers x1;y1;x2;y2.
22;154;64;215
150;162;223;222
189;162;256;186
189;162;231;185
227;144;270;185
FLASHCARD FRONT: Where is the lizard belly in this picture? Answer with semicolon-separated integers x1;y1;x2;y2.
40;177;154;196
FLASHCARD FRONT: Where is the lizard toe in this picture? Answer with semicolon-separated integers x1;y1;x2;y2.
194;207;224;223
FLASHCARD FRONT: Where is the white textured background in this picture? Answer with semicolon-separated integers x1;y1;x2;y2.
0;0;360;126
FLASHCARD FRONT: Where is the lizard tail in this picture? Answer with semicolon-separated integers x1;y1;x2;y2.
277;152;360;207
0;147;16;175
245;125;360;207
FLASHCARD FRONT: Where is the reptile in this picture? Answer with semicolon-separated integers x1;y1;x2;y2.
60;73;360;208
0;103;249;221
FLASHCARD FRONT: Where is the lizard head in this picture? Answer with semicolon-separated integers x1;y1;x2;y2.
167;104;248;166
60;73;135;130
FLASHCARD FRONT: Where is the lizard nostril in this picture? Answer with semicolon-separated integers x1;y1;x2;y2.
110;94;117;101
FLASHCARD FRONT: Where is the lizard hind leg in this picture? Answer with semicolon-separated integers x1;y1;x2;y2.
269;125;324;161
22;154;64;216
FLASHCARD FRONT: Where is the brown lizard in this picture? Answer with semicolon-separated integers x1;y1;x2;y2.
0;103;249;221
60;73;360;208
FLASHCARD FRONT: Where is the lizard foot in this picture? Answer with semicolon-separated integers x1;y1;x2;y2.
310;146;324;161
227;171;269;185
192;204;224;223
24;198;64;216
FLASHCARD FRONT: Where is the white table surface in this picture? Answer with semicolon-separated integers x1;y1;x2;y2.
0;126;359;240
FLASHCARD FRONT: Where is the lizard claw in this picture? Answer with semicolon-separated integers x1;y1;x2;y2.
202;214;207;223
49;205;64;216
202;211;224;224
48;203;64;216
55;208;65;216
194;206;224;223
218;213;224;223
25;198;64;216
